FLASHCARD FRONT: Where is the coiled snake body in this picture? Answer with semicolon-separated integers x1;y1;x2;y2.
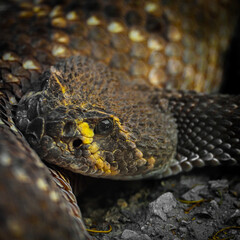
0;1;240;239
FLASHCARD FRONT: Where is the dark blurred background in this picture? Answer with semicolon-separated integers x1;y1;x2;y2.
220;15;240;94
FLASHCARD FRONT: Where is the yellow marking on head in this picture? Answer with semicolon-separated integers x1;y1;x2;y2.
95;158;104;169
135;149;143;158
109;168;119;176
81;136;93;144
88;142;100;154
119;131;129;140
89;150;113;174
111;115;130;136
111;115;130;135
52;72;66;94
136;158;147;167
89;151;118;175
93;151;101;160
147;157;156;169
80;103;88;109
126;140;136;149
103;163;111;171
96;158;111;173
78;122;94;138
111;115;120;123
105;169;111;174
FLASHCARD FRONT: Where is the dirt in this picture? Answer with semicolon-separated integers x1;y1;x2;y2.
78;166;240;240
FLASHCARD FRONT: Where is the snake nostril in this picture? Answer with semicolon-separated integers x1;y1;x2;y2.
72;138;83;149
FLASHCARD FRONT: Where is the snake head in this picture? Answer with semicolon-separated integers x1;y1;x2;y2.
16;56;177;180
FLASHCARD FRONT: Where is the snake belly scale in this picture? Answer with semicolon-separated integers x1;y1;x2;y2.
0;1;240;239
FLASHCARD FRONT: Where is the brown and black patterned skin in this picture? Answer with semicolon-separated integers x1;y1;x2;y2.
0;0;240;239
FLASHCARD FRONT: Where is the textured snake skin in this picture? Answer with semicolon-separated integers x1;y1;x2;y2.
0;1;240;239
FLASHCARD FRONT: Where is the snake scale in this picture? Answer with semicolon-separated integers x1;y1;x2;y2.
0;0;240;239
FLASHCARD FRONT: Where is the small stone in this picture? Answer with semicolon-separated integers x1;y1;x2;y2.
228;209;240;222
165;224;177;231
181;185;207;201
122;229;138;239
181;220;188;225
179;175;209;188
191;221;215;240
140;234;151;240
209;200;219;210
179;227;188;233
209;179;229;190
149;192;177;221
121;230;151;240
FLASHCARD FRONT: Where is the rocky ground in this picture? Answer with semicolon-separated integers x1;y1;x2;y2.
78;166;240;240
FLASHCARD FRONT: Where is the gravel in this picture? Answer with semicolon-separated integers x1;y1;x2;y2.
78;166;240;240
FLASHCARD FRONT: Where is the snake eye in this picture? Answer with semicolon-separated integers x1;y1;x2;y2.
94;118;114;135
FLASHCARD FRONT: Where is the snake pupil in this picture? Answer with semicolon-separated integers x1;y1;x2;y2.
94;118;113;135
